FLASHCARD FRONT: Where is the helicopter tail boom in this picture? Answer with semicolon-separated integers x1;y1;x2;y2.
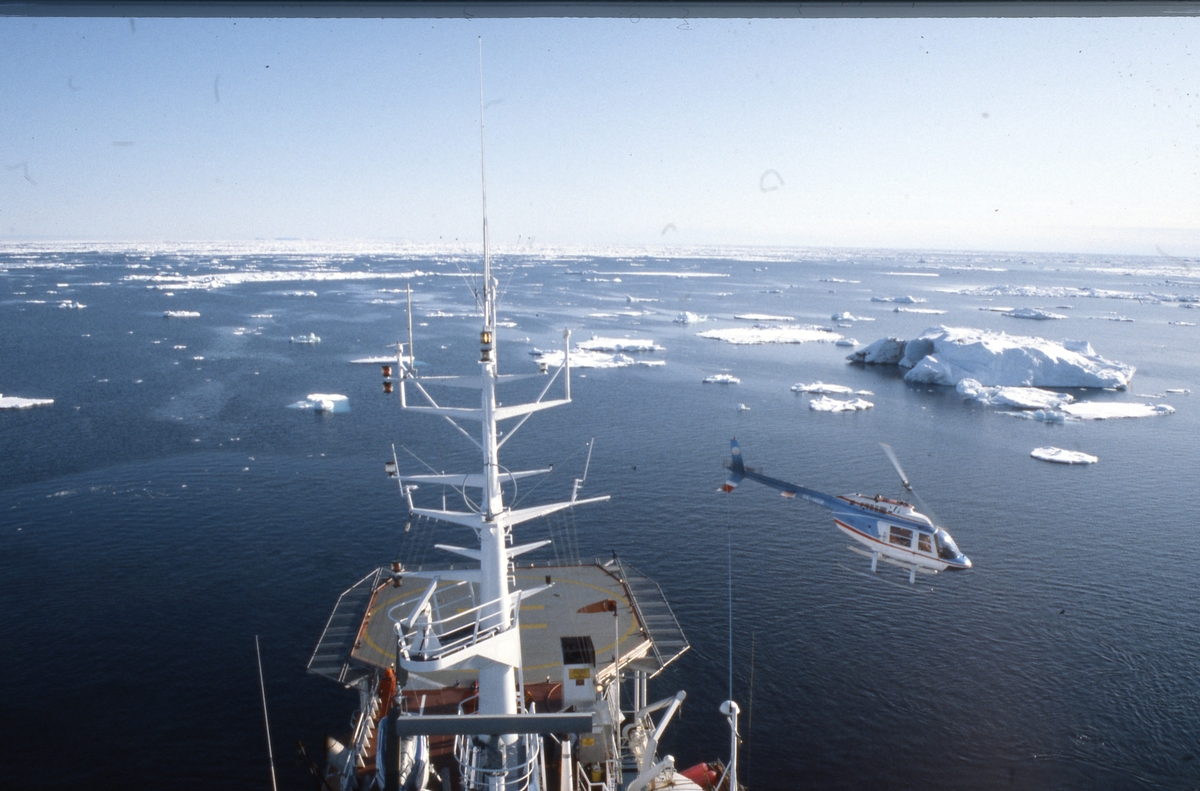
721;439;841;510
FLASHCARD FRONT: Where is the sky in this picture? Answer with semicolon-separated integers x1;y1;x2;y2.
2;12;1199;256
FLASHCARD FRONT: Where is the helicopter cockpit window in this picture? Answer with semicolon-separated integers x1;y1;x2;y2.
935;529;962;560
888;525;913;548
918;533;932;553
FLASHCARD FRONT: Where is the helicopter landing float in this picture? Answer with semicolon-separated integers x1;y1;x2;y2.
720;438;971;583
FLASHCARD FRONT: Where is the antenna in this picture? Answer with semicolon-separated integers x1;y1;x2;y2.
478;37;493;331
255;636;279;791
406;283;415;376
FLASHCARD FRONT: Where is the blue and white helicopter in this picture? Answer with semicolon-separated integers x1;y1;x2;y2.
720;438;971;583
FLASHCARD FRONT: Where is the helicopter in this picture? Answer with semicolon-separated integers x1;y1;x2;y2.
720;438;971;583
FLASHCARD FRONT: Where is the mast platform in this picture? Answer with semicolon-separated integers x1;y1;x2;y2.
308;559;689;690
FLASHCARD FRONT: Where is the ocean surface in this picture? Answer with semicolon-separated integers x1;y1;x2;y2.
3;244;1199;790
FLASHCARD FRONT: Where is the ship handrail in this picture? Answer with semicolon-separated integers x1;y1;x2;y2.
398;590;531;663
454;732;541;791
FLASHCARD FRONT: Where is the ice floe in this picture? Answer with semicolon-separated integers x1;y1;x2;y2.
831;312;874;321
531;349;636;369
792;381;854;394
577;336;664;353
291;333;321;344
848;327;1135;389
674;311;708;324
289;393;350;413
1003;307;1068;320
57;300;86;309
1031;447;1098;465
129;269;427;291
735;313;794;321
282;290;318;297
871;295;925;304
809;396;874;412
626;295;660;303
737;403;751;411
0;394;54;409
164;310;200;318
352;356;399;364
835;338;859;347
698;325;842;346
703;374;740;384
957;378;1075;410
1062;402;1174;420
893;307;947;314
820;278;860;283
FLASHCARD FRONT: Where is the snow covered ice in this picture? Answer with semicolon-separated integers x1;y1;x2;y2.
163;310;200;318
698;325;842;346
289;393;350;413
809;396;874;412
0;394;54;409
734;313;794;321
674;312;708;324
703;374;740;384
957;379;1075;410
1031;447;1098;465
1003;307;1068;320
847;326;1135;389
1061;402;1174;420
576;336;664;353
871;295;925;304
792;381;854;394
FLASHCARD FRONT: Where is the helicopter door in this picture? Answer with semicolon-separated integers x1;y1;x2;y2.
917;531;933;556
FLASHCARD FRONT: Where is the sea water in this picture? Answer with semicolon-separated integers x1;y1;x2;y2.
2;244;1199;790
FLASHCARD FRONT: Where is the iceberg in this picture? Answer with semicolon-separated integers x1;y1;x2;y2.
848;326;1135;389
674;311;708;324
809;396;874;412
164;310;200;318
835;339;859;347
57;300;86;309
703;374;740;384
871;295;925;304
1003;307;1068;320
577;336;663;353
956;378;1074;410
291;333;321;344
697;325;842;346
0;394;54;409
289;393;350;413
1031;447;1098;465
792;381;854;394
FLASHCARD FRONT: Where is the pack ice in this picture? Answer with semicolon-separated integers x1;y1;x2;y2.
847;326;1135;389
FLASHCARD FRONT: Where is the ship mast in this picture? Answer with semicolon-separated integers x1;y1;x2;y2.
387;38;609;786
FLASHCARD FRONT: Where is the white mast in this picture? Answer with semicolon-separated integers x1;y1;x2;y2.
388;39;610;785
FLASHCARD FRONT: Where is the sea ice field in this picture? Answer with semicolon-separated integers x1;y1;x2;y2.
2;243;1200;790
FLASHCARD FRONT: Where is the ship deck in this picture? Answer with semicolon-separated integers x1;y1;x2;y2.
308;558;688;690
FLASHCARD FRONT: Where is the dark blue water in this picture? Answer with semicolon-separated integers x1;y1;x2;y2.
3;245;1199;790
